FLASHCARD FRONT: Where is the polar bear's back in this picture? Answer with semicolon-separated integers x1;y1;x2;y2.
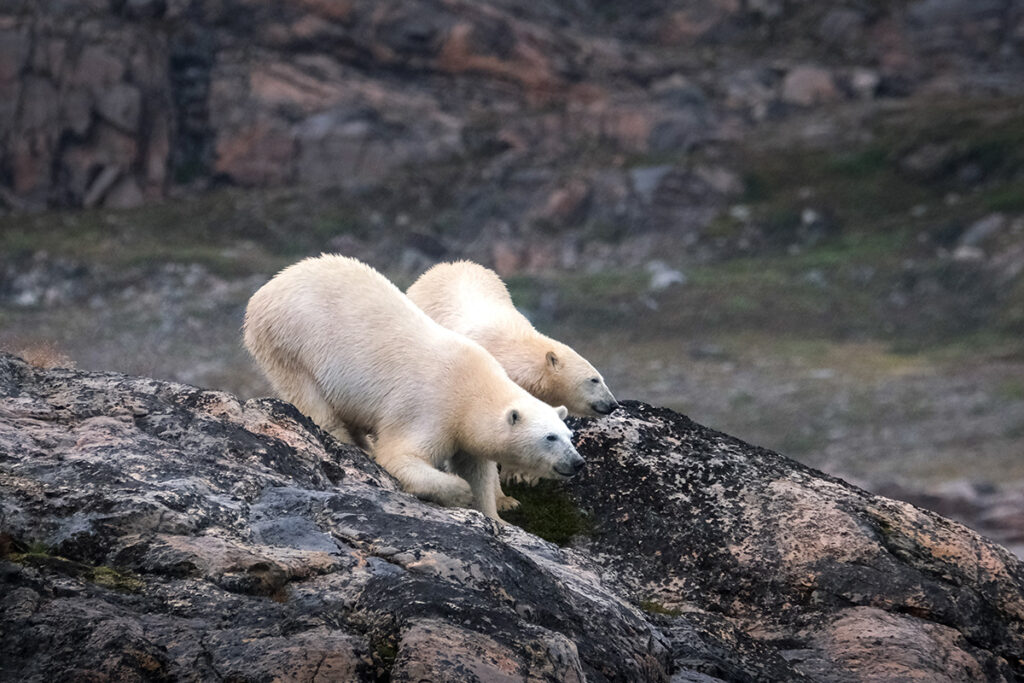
244;254;452;422
408;261;530;337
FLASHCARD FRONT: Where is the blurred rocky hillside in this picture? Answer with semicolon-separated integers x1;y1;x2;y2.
3;0;1022;253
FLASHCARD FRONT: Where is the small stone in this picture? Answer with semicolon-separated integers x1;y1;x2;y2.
695;165;742;195
729;205;752;221
952;245;984;262
850;68;880;99
900;143;954;180
646;260;687;291
781;66;839;106
630;165;672;204
103;177;145;209
538;179;591;228
801;208;821;226
803;269;827;287
960;214;1006;248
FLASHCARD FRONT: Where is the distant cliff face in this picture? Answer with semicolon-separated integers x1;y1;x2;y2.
1;0;1021;212
2;352;1022;681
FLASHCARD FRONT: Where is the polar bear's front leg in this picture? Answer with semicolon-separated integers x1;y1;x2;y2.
452;452;500;521
372;434;473;508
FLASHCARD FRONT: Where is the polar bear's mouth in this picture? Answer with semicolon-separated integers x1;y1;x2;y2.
553;458;585;478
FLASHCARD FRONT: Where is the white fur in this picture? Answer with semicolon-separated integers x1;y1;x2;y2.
407;261;618;417
243;254;581;520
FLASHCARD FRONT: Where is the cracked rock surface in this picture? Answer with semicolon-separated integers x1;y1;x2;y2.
1;354;1022;681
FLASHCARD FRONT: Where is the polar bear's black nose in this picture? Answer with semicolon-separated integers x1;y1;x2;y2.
592;400;619;415
554;451;586;478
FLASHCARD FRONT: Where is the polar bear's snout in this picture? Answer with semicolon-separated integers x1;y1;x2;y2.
591;398;619;415
553;448;586;478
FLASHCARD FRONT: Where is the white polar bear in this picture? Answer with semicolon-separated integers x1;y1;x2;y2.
407;261;618;417
243;254;583;521
407;261;618;512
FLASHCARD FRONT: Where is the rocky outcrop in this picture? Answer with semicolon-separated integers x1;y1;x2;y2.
1;353;1022;681
0;353;666;681
566;403;1024;681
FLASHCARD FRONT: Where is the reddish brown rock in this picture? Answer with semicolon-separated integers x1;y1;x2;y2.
213;120;296;186
0;0;1020;214
658;1;740;45
781;65;840;106
297;0;355;23
538;178;591;228
10;134;52;195
436;21;562;102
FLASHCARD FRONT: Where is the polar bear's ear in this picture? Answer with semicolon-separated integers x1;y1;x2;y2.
546;351;559;369
506;408;520;426
555;405;568;420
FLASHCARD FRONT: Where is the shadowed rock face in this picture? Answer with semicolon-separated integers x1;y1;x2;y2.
1;354;1022;681
566;402;1024;681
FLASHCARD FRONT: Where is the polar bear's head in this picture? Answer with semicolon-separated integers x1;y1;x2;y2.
490;398;584;481
537;343;618;418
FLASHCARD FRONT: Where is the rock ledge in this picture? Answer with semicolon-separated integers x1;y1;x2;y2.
1;354;1021;681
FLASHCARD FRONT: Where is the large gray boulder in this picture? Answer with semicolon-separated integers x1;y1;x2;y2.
1;353;1022;681
565;403;1024;681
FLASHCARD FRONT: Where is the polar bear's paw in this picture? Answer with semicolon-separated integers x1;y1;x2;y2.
496;493;521;511
443;477;475;508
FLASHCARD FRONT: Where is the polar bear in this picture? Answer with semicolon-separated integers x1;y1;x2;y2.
407;261;618;418
243;254;583;521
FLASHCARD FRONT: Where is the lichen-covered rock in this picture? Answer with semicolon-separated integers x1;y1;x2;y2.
1;355;1022;681
565;402;1024;681
0;354;668;681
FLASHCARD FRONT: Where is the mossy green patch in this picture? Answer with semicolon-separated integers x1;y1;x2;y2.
8;543;144;593
983;183;1024;213
501;480;592;546
638;600;682;617
89;565;146;592
370;635;399;678
0;186;382;277
997;379;1024;401
826;147;890;179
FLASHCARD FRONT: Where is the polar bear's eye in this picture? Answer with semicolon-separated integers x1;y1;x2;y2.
589;378;600;384
546;434;558;442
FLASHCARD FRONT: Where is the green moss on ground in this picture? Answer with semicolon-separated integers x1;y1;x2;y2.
6;541;144;592
0;186;378;277
501;480;592;546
